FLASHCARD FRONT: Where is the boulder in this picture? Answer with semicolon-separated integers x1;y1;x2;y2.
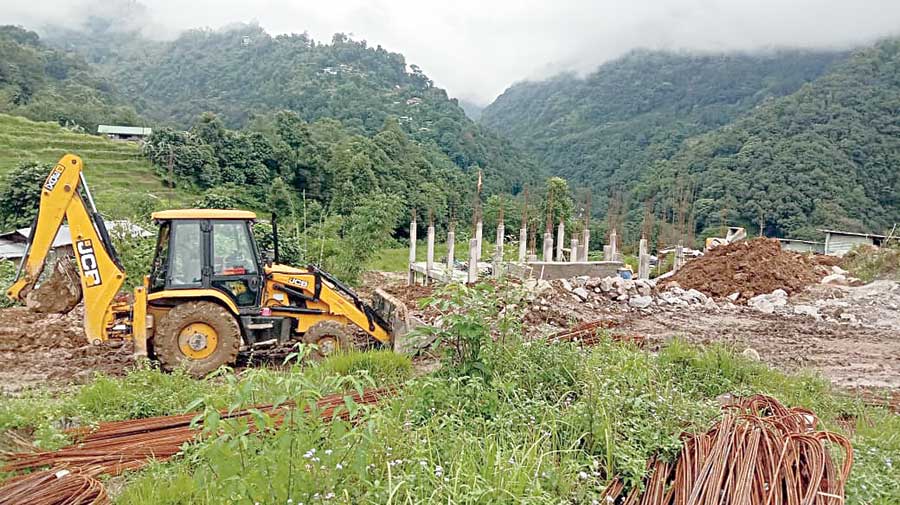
561;279;574;292
629;295;653;309
726;292;740;302
683;289;708;305
793;305;820;319
599;277;614;292
831;265;849;276
821;273;847;285
572;287;590;302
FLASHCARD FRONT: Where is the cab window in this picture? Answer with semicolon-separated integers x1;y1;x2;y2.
169;221;203;287
149;222;170;291
212;221;258;276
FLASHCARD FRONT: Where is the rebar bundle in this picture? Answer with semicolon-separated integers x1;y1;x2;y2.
601;394;853;505
0;387;395;504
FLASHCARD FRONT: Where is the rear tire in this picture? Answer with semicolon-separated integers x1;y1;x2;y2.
302;320;351;360
154;301;241;377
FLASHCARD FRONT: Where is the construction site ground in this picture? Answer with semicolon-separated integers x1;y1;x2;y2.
1;263;898;403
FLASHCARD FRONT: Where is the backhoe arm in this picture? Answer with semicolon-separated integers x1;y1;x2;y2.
6;154;126;344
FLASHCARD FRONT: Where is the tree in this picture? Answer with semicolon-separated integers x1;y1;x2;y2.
0;161;50;229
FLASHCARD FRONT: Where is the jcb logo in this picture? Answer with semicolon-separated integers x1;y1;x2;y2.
76;240;103;287
289;278;309;288
44;165;65;191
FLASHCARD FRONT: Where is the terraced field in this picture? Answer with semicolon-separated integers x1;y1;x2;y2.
0;114;191;216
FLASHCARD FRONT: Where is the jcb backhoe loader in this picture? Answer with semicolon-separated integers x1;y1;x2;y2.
6;154;412;376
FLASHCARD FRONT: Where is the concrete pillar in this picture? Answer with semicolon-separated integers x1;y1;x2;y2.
556;222;565;262
467;238;479;284
446;230;455;276
493;224;505;278
475;221;483;262
674;244;684;272
581;229;590;262
570;239;579;263
542;232;553;262
425;224;435;284
638;238;650;280
407;220;417;285
518;227;527;263
609;229;618;262
603;245;612;261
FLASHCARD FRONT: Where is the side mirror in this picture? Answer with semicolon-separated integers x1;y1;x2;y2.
262;249;276;266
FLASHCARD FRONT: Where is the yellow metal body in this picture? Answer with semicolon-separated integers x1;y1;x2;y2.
264;265;393;344
9;154;396;356
6;155;128;345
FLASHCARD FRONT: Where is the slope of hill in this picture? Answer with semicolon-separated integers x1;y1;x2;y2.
638;40;900;239
72;25;538;194
480;49;846;212
0;25;141;133
0;113;188;216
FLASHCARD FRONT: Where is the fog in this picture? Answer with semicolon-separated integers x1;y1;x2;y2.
4;0;900;104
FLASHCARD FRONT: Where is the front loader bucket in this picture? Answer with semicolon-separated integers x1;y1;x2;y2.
372;288;427;355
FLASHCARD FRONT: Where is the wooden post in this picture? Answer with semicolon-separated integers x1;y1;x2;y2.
570;238;579;263
407;219;417;285
467;238;478;284
426;224;435;284
638;237;649;280
518;226;527;263
556;221;565;262
543;231;553;262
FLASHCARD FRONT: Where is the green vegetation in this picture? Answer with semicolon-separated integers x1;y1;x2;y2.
843;243;900;282
0;113;189;217
0;25;140;133
64;24;539;195
482;45;900;243
2;283;898;503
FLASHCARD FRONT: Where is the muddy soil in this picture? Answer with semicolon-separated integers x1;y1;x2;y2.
0;306;133;394
620;307;900;391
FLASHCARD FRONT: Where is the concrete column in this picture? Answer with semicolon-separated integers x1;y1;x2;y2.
446;230;455;276
570;239;579;263
638;238;649;280
603;245;612;261
609;229;618;262
542;232;553;262
674;244;684;272
475;221;483;262
425;224;435;284
556;222;565;262
581;229;590;261
467;238;479;284
407;220;417;285
518;227;527;263
495;224;505;262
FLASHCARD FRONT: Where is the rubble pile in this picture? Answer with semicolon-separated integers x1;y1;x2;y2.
663;238;822;302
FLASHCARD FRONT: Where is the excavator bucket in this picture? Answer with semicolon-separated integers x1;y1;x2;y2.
371;288;426;355
24;255;83;314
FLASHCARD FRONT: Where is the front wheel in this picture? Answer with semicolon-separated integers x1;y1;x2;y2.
154;301;241;377
302;320;352;360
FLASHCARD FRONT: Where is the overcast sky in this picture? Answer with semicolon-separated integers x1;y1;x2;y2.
4;0;900;104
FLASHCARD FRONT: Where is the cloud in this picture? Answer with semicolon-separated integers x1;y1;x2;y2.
3;0;900;104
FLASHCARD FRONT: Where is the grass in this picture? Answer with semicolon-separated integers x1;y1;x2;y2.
0;113;192;217
0;284;898;504
842;244;900;282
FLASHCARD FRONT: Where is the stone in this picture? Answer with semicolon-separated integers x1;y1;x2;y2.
629;295;653;309
669;286;686;296
599;277;614;292
684;289;708;304
741;348;761;361
623;279;636;292
593;287;601;293
821;273;847;285
572;287;590;302
831;265;849;276
575;275;591;287
727;292;740;302
793;305;820;319
561;279;573;292
616;294;629;302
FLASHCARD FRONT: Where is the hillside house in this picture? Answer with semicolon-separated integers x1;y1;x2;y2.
776;238;825;254
821;229;887;256
97;125;152;142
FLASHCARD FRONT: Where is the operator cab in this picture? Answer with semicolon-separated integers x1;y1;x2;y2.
148;209;263;311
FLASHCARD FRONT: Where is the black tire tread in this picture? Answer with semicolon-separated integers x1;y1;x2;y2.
153;301;241;377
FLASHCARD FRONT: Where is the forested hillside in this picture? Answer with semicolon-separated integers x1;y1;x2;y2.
481;49;846;216
60;24;537;194
638;40;900;239
0;25;140;132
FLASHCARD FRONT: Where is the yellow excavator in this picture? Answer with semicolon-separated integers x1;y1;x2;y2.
6;154;412;376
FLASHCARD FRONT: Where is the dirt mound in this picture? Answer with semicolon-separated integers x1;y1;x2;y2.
0;305;132;393
664;238;822;301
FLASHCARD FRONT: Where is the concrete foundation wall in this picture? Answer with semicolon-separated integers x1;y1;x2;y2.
524;261;623;280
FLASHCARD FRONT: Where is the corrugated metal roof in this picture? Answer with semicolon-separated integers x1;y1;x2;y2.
819;229;887;239
97;125;153;136
0;240;26;259
16;226;72;248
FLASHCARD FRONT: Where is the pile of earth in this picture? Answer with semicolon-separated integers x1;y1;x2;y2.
663;238;822;302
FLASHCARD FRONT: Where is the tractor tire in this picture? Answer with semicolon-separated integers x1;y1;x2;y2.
154;301;241;377
302;320;352;360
